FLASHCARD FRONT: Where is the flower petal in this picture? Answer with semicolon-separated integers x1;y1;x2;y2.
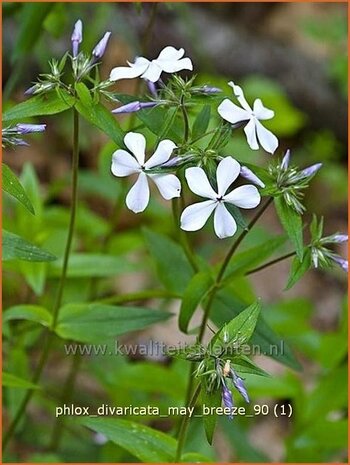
243;119;259;150
124;132;146;165
228;82;252;112
111;150;140;176
158;57;193;73
144;139;177;169
185;167;217;199
253;99;274;120
109;57;149;81
141;62;163;82
126;172;150;213
156;46;185;61
214;203;237;239
224;185;261;209
255;120;279;154
216;157;241;196
150;173;181;200
180;200;216;231
218;99;250;124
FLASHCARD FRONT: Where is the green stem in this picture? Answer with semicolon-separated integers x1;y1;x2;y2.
3;109;80;452
175;197;272;459
246;251;296;275
174;384;201;462
97;289;181;305
180;95;190;144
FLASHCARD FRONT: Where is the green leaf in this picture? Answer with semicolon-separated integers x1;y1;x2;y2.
201;384;221;445
3;305;52;327
167;342;207;361
230;355;270;377
180;452;213;463
3;230;57;262
275;196;303;260
3;90;75;122
47;254;136;278
179;271;213;333
285;248;311;290
192;104;211;140
212;290;300;370
3;372;39;390
2;163;35;214
143;228;194;294
75;82;93;107
75;97;124;147
210;301;261;353
81;417;177;462
55;303;172;343
223;235;287;281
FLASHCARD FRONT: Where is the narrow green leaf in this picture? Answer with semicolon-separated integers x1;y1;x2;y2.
143;228;194;294
201;384;221;445
3;230;57;262
75;98;124;147
210;301;261;353
230;355;270;377
3;372;39;390
55;303;172;343
275;196;303;260
192;104;211;141
81;417;177;462
285;248;311;290
48;254;137;278
212;290;301;370
3;90;75;122
75;82;93;107
179;271;213;333
2;163;35;214
3;305;52;327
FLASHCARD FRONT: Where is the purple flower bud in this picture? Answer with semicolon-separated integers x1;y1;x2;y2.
298;163;323;179
332;256;348;272
221;382;234;420
16;124;46;134
112;101;157;114
160;154;193;168
231;370;250;403
71;20;83;58
198;85;222;95
332;234;348;243
240;166;265;188
146;79;158;97
281;149;291;170
24;85;38;96
92;31;111;60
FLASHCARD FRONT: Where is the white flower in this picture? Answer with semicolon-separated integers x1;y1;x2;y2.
218;82;278;154
109;46;193;83
111;132;181;213
181;157;261;239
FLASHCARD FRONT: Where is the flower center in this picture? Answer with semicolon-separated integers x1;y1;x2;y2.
216;196;223;202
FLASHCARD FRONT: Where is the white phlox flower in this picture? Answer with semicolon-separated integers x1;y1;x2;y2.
218;82;278;154
181;157;261;239
111;132;181;213
109;46;193;83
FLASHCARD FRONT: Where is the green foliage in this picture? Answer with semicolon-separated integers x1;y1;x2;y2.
3;229;56;262
274;196;304;260
3;372;40;390
2;164;35;214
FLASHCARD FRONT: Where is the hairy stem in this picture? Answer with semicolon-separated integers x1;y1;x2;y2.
3;109;80;452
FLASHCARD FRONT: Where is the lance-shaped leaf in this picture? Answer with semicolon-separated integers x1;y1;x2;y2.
3;230;57;262
274;196;303;261
55;303;172;343
3;372;39;390
201;384;221;445
81;417;177;462
210;301;261;354
3;304;52;327
285;247;311;290
3;164;35;214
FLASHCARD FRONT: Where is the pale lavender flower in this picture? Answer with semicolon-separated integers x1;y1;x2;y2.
92;32;111;60
16;123;46;134
196;85;222;95
240;165;265;188
231;370;250;403
24;85;38;96
71;20;83;58
331;234;348;243
221;382;234;420
112;101;157;114
281;149;291;170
